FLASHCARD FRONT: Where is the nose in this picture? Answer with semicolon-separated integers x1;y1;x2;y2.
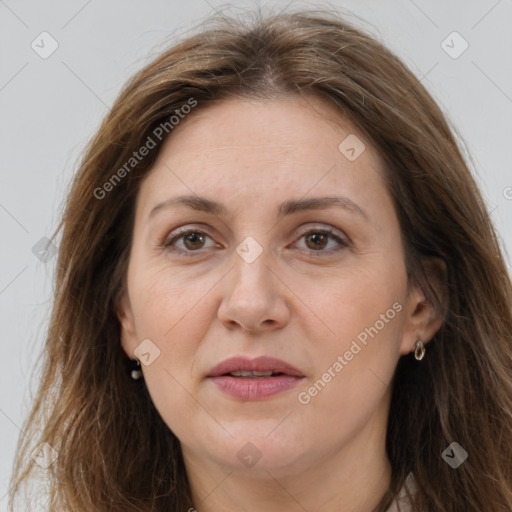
217;248;291;333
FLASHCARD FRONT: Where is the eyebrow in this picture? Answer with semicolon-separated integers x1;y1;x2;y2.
148;194;369;221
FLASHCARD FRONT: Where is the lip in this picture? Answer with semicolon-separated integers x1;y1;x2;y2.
207;356;305;401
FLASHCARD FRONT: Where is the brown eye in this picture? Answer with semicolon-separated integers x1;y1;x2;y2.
295;229;348;255
163;230;215;255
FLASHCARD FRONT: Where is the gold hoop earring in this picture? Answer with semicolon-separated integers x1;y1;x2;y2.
414;338;425;361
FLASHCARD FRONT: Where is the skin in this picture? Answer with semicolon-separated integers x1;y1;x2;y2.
117;94;444;512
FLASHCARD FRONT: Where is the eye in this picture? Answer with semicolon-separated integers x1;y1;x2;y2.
162;226;348;257
294;228;348;256
163;229;217;256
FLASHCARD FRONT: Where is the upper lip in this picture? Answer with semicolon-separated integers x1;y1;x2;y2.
207;356;305;378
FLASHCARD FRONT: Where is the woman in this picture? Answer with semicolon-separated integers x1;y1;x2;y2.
9;8;512;512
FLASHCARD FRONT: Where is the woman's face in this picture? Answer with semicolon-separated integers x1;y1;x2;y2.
118;95;438;478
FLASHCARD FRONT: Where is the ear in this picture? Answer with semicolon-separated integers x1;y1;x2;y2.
399;256;448;356
116;290;138;359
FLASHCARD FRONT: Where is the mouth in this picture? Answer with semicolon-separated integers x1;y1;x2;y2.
207;356;305;400
222;370;288;378
207;355;305;378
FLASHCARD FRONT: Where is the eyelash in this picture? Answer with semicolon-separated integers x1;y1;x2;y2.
161;226;348;258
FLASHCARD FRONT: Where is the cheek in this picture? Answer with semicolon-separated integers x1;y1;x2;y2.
142;364;210;444
302;258;406;352
297;284;403;440
130;261;238;382
299;251;406;408
130;263;210;337
129;271;214;440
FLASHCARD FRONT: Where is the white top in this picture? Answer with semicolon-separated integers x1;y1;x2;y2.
385;472;417;512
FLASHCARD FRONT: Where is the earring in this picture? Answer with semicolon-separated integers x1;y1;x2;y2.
414;337;425;361
130;359;143;380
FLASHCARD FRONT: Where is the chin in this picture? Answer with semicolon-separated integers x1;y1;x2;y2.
200;423;313;474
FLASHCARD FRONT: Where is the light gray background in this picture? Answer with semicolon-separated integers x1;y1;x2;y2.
1;0;511;506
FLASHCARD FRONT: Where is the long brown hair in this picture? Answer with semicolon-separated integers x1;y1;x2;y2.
9;7;512;511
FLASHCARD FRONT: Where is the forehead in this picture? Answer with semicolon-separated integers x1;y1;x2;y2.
136;95;390;221
155;94;380;165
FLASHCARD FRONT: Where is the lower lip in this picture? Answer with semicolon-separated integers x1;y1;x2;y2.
208;375;303;400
